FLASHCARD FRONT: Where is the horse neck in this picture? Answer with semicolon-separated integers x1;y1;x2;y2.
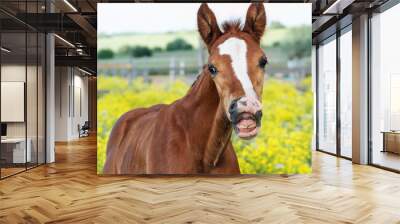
182;71;232;171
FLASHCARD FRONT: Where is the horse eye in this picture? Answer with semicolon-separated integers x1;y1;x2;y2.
259;56;268;69
208;64;218;77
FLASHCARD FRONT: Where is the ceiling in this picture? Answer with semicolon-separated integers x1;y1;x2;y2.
309;0;390;43
0;0;395;74
0;0;98;74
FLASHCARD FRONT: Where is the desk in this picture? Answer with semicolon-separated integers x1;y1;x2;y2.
381;131;400;154
1;138;31;163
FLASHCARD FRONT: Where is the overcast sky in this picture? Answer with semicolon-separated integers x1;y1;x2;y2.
98;3;311;35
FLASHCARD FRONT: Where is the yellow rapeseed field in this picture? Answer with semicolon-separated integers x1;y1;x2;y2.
97;76;313;174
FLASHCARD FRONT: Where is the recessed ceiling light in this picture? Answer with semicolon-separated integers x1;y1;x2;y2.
323;0;354;15
54;34;75;48
78;67;93;76
63;0;78;12
1;47;11;53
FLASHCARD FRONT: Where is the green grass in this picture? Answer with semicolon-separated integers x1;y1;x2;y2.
99;50;199;70
98;27;309;51
99;31;199;52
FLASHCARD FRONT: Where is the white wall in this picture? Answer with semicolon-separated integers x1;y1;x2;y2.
1;65;26;133
72;73;89;138
54;67;89;141
1;63;46;164
1;65;37;138
55;67;69;141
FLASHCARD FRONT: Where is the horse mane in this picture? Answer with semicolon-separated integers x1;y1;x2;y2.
190;64;208;88
191;73;202;88
221;19;243;33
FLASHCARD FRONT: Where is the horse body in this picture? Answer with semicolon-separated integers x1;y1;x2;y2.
103;3;267;174
103;73;240;174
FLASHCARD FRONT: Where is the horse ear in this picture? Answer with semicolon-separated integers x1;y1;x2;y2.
197;3;222;48
243;3;266;43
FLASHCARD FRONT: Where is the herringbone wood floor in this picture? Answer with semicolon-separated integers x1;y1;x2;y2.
1;135;400;224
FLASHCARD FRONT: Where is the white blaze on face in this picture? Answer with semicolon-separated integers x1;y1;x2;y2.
218;37;256;98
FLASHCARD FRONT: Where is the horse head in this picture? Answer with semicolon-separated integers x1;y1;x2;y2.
197;3;267;140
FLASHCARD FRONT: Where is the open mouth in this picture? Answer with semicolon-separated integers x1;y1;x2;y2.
233;112;259;139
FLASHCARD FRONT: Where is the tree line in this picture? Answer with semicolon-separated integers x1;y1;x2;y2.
98;38;193;59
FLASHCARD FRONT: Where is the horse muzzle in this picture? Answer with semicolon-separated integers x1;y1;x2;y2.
228;96;262;140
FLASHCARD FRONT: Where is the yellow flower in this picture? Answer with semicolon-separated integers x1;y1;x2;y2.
97;76;313;174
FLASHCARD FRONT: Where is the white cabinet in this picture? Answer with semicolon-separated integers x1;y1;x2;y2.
1;138;32;163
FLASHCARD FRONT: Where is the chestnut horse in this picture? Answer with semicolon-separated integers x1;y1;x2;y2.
103;3;267;174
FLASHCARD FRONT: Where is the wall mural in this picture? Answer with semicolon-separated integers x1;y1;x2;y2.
97;3;312;175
